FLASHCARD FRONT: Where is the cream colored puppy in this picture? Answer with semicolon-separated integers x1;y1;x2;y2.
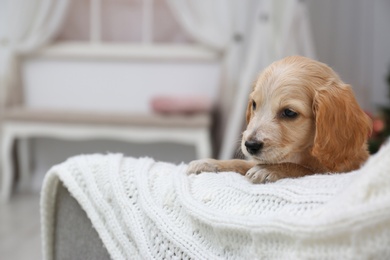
187;56;372;184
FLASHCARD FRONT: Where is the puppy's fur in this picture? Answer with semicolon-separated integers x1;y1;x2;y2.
187;56;372;183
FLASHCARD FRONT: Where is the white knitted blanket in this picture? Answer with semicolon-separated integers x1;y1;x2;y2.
41;143;390;260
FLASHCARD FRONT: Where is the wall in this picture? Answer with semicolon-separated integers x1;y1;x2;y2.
307;0;390;110
373;0;390;107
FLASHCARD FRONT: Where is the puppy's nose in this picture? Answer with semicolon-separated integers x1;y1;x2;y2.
245;140;263;155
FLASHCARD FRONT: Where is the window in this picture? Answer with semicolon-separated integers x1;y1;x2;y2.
40;0;219;60
56;0;193;44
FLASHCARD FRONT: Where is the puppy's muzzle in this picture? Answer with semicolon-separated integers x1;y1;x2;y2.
245;140;264;155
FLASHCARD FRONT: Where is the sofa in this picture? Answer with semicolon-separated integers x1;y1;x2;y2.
41;144;390;259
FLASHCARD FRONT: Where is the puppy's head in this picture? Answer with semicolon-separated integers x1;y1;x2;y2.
242;56;372;169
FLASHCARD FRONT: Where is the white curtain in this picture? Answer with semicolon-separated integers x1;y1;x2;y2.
165;0;232;50
0;0;70;112
167;0;247;126
167;0;316;159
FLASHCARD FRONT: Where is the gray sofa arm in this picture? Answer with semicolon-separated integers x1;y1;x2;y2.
53;182;110;260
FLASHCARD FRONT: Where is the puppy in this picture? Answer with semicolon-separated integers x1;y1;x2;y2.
187;56;372;184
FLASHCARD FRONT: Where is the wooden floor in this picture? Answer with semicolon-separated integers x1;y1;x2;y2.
0;192;42;259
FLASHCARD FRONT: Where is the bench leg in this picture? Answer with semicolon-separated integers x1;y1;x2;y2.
196;129;212;159
17;138;31;192
1;131;15;203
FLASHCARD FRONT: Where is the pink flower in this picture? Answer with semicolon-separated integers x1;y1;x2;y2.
373;118;385;133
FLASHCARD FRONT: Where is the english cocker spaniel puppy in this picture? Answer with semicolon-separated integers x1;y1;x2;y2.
187;56;372;184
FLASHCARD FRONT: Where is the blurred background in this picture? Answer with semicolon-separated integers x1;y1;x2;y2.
1;0;390;258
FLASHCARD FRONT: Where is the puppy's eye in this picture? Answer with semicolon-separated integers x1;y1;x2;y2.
252;100;257;110
281;109;298;119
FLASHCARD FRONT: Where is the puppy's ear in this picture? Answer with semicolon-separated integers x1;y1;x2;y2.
312;82;372;171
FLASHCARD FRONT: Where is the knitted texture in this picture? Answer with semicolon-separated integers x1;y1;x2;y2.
41;143;390;259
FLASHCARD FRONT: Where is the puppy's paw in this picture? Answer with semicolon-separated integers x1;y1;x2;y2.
245;165;281;184
186;159;219;175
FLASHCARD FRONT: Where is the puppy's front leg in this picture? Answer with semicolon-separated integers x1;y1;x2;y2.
246;163;314;184
187;159;256;175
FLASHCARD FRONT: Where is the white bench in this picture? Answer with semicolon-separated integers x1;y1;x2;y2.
1;108;211;201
